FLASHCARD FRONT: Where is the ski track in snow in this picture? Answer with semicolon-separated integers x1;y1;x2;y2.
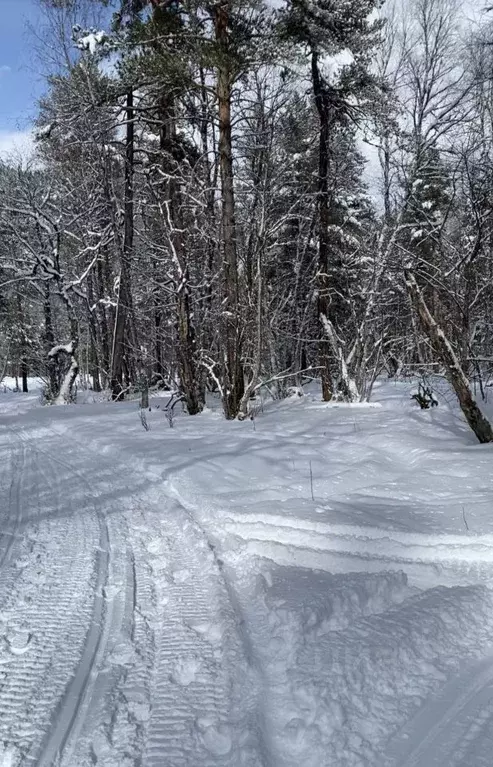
384;654;493;767
0;428;101;765
0;432;26;573
0;422;139;765
0;424;132;766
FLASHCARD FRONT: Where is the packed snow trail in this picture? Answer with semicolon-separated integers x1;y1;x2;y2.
0;410;260;767
0;422;113;766
3;379;493;766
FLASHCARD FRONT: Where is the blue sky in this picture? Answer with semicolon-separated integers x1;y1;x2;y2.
0;0;45;154
0;0;116;157
0;0;44;147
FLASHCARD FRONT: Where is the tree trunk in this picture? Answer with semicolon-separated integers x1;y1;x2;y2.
51;344;79;405
199;66;218;385
405;270;493;443
152;257;165;384
215;1;244;419
43;283;58;400
86;273;101;391
49;313;79;406
238;248;263;419
96;255;111;387
111;89;134;401
21;360;28;393
159;95;202;415
16;294;29;393
311;49;334;402
140;369;149;410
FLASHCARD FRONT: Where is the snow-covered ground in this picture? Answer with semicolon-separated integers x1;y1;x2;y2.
1;379;493;766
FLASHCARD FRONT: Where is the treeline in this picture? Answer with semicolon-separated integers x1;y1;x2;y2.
2;0;493;438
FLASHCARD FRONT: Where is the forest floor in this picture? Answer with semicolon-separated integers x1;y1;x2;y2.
1;378;493;766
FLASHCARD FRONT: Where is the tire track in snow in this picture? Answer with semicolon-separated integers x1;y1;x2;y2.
68;480;264;767
62;524;152;767
163;485;277;767
35;518;111;766
23;423;242;766
55;527;135;767
93;534;156;767
143;498;261;767
52;428;266;767
6;420;281;766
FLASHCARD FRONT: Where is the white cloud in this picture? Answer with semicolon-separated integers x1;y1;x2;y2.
0;130;35;161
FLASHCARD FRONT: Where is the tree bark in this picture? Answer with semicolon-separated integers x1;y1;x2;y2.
215;1;244;419
159;95;202;415
405;269;493;443
86;272;101;391
111;89;134;401
96;254;111;387
16;294;29;393
43;283;58;400
238;247;263;419
21;360;28;393
153;274;164;383
311;49;334;402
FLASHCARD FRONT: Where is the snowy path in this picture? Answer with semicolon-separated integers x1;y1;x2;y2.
3;381;493;766
0;416;259;767
0;422;140;766
1;424;113;765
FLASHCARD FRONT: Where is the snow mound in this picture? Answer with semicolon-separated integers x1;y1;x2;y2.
259;566;413;635
256;578;493;767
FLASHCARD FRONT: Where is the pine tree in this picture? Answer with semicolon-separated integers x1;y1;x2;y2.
281;0;384;400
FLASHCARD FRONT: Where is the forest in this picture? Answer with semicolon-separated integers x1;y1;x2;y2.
1;0;492;436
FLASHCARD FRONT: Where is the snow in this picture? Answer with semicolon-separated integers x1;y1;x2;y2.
48;341;74;357
76;30;106;55
1;376;43;391
35;123;55;141
1;380;493;765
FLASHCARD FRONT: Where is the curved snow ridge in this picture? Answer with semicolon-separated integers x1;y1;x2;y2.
224;511;493;547
275;585;493;767
222;514;493;566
